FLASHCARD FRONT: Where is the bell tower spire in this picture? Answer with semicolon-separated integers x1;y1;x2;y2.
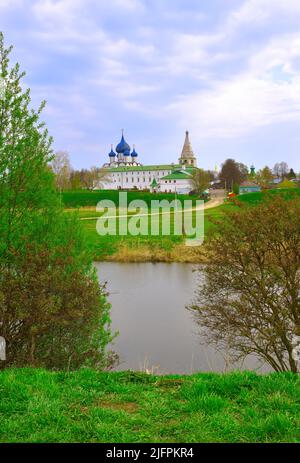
179;130;197;166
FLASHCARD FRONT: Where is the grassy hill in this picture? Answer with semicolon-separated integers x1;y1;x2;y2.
62;189;198;208
237;188;300;205
61;188;300;262
62;187;300;209
71;205;230;262
0;368;298;443
62;189;211;261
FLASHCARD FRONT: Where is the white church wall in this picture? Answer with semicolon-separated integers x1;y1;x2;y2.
159;178;192;194
99;168;174;191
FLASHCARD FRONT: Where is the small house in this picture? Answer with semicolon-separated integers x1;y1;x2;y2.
239;181;261;195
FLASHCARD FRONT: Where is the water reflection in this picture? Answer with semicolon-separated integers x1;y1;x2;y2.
95;262;269;374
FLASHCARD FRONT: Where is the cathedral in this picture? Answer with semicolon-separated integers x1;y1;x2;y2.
99;130;198;194
102;130;143;168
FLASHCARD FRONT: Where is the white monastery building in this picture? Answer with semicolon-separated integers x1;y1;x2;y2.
99;130;198;194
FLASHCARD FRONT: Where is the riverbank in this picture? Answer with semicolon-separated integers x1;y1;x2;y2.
61;189;227;263
95;242;210;263
0;368;298;443
64;188;300;263
68;203;227;262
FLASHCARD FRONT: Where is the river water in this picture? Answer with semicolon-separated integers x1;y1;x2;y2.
95;262;269;374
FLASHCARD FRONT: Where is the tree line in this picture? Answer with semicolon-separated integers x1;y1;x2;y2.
51;151;299;196
50;151;109;191
190;159;299;196
218;159;298;191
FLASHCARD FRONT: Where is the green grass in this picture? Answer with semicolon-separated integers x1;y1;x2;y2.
237;188;300;205
0;368;298;443
82;216;183;260
62;188;300;261
61;190;205;259
63;190;201;259
76;203;233;260
62;189;198;208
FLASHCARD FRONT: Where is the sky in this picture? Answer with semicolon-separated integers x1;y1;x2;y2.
1;0;300;171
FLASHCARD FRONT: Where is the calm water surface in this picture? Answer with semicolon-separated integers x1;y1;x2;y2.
95;262;268;374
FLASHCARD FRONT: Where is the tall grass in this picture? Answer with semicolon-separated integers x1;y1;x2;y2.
0;368;298;443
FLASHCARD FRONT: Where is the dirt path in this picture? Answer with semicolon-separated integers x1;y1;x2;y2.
78;189;225;220
204;189;225;210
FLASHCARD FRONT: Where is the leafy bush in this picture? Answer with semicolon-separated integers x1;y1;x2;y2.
0;33;115;370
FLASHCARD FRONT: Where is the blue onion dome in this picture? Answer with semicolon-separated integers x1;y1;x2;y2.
116;131;131;154
108;144;116;157
131;145;138;157
123;149;131;157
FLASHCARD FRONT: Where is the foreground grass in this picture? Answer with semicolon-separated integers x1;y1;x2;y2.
0;369;299;443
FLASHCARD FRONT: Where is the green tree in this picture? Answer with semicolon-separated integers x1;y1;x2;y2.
0;32;115;369
279;179;297;189
287;168;297;180
232;183;240;195
256;166;274;188
189;168;211;195
189;196;300;373
70;169;82;189
219;159;248;190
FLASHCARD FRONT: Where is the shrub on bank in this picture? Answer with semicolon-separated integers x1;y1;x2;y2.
0;33;115;371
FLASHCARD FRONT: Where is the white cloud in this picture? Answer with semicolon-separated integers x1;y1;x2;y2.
164;9;300;141
103;38;155;59
100;57;129;78
228;0;271;26
109;0;144;12
248;33;300;76
168;72;300;139
227;0;300;31
4;0;300;169
32;0;144;24
31;0;87;29
0;0;23;10
165;32;226;75
94;78;159;99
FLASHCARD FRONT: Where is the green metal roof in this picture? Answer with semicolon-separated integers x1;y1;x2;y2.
185;167;197;174
108;164;181;173
161;170;192;180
